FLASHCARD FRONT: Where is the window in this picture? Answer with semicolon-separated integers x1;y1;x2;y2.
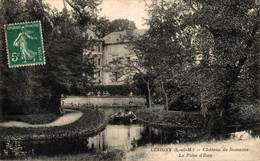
98;58;101;66
98;70;101;77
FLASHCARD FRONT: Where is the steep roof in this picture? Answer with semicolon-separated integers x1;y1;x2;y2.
103;29;146;44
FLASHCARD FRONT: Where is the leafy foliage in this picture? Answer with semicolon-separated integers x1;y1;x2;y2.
107;44;158;108
109;19;137;32
121;0;185;109
93;17;111;38
65;0;101;28
93;18;137;38
0;0;97;114
134;106;209;127
180;0;260;116
109;0;260;118
230;101;260;124
0;107;106;159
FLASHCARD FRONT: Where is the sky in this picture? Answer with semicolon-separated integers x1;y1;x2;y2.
43;0;149;29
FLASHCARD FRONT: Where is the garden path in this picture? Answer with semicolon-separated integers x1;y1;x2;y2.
0;109;83;128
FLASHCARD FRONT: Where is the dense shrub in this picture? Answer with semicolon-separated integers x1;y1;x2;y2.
230;101;260;124
134;107;209;127
169;95;200;111
0;107;107;160
0;107;106;141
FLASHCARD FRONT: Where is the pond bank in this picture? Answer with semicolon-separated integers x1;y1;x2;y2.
133;107;209;129
0;107;107;141
23;149;125;161
2;106;260;160
18;128;260;161
0;109;83;128
133;107;260;130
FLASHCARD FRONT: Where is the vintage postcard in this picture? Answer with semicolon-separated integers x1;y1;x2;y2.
0;0;259;161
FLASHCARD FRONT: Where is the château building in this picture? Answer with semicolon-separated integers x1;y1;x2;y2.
83;29;146;85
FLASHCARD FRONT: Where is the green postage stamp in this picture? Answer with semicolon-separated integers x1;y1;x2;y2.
5;21;45;68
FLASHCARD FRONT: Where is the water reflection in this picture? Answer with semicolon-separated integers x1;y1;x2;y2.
88;124;143;151
136;126;204;146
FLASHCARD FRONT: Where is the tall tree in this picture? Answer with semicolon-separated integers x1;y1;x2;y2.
92;18;137;38
178;0;260;137
107;0;185;109
0;0;52;114
183;0;260;113
65;0;101;29
109;19;137;32
107;55;157;108
124;0;184;110
0;0;97;115
93;17;111;38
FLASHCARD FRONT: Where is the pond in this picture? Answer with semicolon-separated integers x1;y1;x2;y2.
1;108;260;159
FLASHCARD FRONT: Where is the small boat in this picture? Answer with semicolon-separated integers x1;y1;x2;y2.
110;111;137;124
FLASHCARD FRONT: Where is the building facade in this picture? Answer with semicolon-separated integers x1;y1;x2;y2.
102;29;145;85
84;29;146;85
83;29;103;84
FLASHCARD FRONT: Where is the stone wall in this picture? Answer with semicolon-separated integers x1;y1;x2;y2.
62;96;146;108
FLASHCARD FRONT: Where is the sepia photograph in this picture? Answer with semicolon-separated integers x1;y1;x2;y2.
0;0;259;160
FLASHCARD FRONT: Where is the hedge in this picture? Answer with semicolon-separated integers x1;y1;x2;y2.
0;107;107;159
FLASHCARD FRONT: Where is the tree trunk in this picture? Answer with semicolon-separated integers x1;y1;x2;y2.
160;77;168;111
164;93;168;110
147;82;152;108
49;89;62;114
200;93;208;117
0;105;2;121
23;68;33;114
203;115;216;140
